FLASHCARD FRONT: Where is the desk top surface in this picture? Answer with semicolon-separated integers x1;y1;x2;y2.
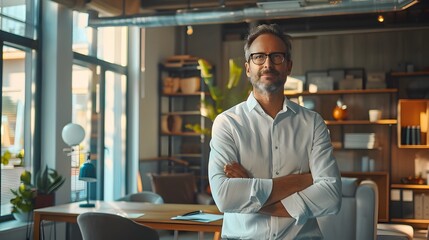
34;201;222;226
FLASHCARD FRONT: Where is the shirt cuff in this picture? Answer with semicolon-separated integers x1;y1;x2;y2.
250;178;273;209
282;192;309;225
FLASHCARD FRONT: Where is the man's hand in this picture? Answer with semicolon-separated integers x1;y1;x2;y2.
224;162;249;178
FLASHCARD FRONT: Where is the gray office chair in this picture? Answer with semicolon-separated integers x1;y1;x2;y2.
116;191;164;204
77;212;159;240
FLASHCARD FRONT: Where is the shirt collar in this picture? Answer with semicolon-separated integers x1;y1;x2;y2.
246;91;298;114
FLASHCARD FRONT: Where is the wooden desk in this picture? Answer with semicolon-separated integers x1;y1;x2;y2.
33;201;222;240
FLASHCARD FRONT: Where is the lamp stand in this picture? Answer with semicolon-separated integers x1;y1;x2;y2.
79;181;95;208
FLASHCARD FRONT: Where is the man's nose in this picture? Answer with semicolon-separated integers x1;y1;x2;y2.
263;56;274;68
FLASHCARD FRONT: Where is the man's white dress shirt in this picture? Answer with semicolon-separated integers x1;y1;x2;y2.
208;92;342;240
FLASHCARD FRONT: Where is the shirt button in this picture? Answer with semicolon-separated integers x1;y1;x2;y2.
276;171;279;175
275;146;278;149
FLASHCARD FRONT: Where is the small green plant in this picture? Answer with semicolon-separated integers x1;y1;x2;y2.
1;150;12;166
35;166;66;195
10;166;65;214
186;58;251;135
10;170;36;214
1;149;25;166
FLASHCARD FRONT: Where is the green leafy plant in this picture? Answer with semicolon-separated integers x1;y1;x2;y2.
1;150;12;166
10;166;65;214
10;170;36;214
1;149;25;166
35;166;66;195
186;58;251;135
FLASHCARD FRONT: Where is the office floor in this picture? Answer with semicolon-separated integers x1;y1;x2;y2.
159;230;215;240
158;230;429;240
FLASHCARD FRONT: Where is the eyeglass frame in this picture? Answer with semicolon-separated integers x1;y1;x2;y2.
248;52;287;65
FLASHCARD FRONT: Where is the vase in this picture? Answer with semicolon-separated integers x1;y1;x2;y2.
13;211;32;222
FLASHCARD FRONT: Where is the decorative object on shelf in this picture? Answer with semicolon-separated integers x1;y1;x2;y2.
161;115;183;133
179;76;200;93
79;154;97;208
10;166;65;222
162;76;180;94
369;109;382;122
332;98;348;120
163;55;199;68
400;175;426;185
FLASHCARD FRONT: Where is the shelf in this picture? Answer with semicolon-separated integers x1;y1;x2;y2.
284;88;397;97
391;184;429;189
391;218;429;224
162;111;201;116
162;91;208;97
342;171;388;176
161;132;201;137
389;71;429;77
173;153;202;158
161;65;200;71
325;119;397;125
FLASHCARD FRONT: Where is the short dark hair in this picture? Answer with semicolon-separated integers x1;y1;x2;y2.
244;24;292;62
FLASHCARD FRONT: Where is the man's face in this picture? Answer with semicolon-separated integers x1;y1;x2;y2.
245;34;292;94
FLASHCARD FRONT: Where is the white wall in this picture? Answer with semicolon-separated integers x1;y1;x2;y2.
139;27;176;191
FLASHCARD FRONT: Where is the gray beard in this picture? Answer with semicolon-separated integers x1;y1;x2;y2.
251;78;284;94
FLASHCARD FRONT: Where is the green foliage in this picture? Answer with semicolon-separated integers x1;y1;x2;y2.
10;171;36;213
35;166;66;195
1;150;12;166
10;166;65;213
186;58;251;135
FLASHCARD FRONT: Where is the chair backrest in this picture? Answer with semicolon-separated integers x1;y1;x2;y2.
77;212;159;240
147;172;197;204
117;191;164;204
318;177;379;240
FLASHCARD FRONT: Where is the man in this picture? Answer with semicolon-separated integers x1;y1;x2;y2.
208;24;342;239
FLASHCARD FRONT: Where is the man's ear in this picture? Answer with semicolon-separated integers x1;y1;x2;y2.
245;62;251;77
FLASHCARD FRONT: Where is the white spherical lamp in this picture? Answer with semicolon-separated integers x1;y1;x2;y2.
62;123;85;146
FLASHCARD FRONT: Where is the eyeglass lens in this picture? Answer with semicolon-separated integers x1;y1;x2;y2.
250;53;285;65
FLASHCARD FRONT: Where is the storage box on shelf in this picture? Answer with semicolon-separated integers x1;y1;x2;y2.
390;184;429;229
286;88;397;221
156;62;211;193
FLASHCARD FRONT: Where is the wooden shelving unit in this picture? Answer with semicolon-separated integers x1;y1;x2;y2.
286;88;397;222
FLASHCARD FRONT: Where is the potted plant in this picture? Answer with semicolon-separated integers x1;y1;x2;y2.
10;166;66;221
9;170;35;222
186;58;251;135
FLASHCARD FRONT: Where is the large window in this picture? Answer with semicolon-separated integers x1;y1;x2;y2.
0;0;38;39
71;11;127;202
0;0;38;221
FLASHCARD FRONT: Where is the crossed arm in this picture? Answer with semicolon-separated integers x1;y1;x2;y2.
224;163;313;217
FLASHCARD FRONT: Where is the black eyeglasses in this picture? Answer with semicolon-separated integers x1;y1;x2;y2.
248;52;286;65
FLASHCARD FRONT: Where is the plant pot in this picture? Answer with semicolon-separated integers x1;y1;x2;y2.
13;211;32;222
179;77;200;94
35;194;55;209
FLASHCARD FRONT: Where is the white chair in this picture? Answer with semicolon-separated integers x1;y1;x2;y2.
77;212;159;240
318;177;378;240
116;191;164;204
